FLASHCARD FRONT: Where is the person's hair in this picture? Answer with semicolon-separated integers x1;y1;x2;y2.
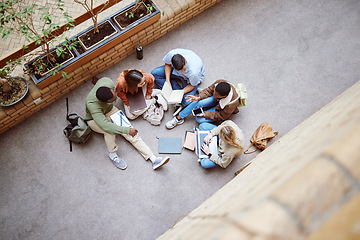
219;125;242;150
96;87;113;102
125;69;143;92
215;82;231;97
171;54;185;71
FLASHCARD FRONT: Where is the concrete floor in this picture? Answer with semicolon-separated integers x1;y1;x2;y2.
1;0;359;239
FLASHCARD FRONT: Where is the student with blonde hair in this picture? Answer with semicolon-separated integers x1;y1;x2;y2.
199;120;245;169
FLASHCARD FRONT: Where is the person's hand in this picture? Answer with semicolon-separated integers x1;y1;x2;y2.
197;113;205;118
186;95;200;102
127;105;131;112
129;127;138;137
203;133;213;145
201;143;211;156
145;95;151;100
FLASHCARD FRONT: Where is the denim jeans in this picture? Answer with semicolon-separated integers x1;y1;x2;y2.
198;122;219;168
178;96;217;124
151;65;198;106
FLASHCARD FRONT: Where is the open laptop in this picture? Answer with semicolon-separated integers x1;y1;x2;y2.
126;87;147;111
194;126;218;159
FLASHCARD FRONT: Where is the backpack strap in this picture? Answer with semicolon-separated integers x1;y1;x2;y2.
65;97;73;152
244;142;257;154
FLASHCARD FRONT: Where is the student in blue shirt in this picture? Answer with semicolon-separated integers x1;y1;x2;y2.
151;48;205;115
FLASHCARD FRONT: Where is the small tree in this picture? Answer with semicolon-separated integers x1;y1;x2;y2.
0;0;75;66
0;59;22;93
74;0;109;34
129;0;159;18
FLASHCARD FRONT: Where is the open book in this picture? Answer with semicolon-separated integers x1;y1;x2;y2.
109;110;132;127
161;82;184;104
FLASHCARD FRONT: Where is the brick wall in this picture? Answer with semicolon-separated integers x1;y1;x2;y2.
0;0;223;135
156;81;360;239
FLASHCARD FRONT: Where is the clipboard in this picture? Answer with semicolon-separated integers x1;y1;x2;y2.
109;110;132;127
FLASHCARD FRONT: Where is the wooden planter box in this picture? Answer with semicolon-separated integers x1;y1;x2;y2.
78;20;118;51
25;0;160;89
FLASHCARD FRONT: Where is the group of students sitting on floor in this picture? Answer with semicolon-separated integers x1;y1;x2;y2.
84;48;245;171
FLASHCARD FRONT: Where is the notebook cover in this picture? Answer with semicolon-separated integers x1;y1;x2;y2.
158;137;182;154
183;131;195;151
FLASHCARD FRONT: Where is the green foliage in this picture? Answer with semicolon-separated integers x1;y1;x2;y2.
0;0;76;78
0;58;22;79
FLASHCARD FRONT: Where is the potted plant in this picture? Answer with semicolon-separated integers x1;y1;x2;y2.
0;0;77;81
113;0;157;30
0;59;29;107
75;0;118;50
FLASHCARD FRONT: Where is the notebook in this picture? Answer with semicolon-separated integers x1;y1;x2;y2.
183;131;195;151
194;126;218;158
126;87;147;111
158;137;182;154
109;110;132;127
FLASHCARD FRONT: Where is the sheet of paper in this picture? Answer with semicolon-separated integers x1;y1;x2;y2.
109;110;131;127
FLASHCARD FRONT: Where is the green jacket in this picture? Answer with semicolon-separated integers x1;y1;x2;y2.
84;77;130;135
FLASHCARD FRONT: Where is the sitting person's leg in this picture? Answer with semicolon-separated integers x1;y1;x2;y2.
196;106;216;124
87;119;117;153
87;106;127;169
200;157;218;169
198;122;218;169
179;96;217;119
151;65;166;89
181;85;198;107
120;132;170;170
199;122;217;131
166;97;217;129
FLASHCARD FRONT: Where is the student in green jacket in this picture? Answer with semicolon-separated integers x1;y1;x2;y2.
84;77;170;170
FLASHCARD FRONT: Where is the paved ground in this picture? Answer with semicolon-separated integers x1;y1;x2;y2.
1;0;359;239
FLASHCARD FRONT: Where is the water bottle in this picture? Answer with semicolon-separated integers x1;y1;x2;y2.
136;46;143;60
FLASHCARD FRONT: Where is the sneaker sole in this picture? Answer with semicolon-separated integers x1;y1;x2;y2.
153;156;170;170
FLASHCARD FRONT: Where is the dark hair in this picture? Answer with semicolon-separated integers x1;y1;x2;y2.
171;54;185;71
215;82;231;96
125;69;143;91
96;87;113;102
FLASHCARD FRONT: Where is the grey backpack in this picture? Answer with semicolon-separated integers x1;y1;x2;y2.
63;98;91;151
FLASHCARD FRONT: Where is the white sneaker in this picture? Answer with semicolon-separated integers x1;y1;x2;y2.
108;152;127;170
165;117;184;129
152;156;170;170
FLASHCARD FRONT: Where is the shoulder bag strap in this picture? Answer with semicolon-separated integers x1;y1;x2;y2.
65;97;73;152
244;142;257;154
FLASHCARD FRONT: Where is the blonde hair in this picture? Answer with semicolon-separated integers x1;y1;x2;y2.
219;126;242;150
